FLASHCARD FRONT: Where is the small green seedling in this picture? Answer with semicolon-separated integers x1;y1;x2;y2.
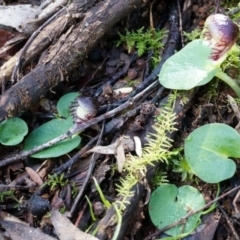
85;195;96;221
184;123;240;183
149;184;205;238
183;28;201;42
0;190;18;203
228;3;240;21
111;203;122;240
151;170;168;189
117;27;167;56
159;14;240;97
0;118;28;146
117;27;167;67
71;183;78;198
93;177;111;209
172;153;194;182
45;173;68;190
24;92;81;158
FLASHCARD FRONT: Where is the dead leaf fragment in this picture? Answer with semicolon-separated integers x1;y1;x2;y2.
87;136;135;155
25;167;43;186
87;137;126;172
0;212;55;240
0;211;28;225
87;144;116;155
51;209;99;240
133;136;142;157
0;5;41;33
115;138;126;172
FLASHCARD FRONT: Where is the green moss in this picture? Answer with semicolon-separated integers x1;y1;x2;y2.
116;107;177;211
116;27;167;67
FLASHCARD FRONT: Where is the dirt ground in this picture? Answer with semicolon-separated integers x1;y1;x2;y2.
0;0;240;239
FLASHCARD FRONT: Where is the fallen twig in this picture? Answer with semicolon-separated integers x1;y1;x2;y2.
68;119;105;217
0;80;158;168
218;204;240;240
53;135;98;174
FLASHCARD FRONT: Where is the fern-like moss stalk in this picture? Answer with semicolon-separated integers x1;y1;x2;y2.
116;107;177;211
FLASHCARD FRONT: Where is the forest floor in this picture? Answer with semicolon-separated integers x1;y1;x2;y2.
0;0;240;239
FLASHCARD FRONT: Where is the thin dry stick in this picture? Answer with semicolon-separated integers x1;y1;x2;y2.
0;80;158;168
149;0;156;30
227;94;240;130
218;204;240;240
53;135;99;174
68;120;105;217
144;184;240;240
1;74;6;94
215;0;220;13
177;0;184;47
233;189;240;214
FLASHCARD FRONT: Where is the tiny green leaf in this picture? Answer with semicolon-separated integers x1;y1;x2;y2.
0;118;28;146
159;39;221;90
149;184;205;237
184;123;240;183
24;118;80;158
57;92;79;118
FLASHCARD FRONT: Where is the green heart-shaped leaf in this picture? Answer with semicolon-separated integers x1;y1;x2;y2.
184;123;240;183
159;39;221;90
0;118;28;146
24;117;80;158
149;184;205;236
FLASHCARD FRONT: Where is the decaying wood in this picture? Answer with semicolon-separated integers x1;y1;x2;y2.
0;0;96;84
0;0;143;122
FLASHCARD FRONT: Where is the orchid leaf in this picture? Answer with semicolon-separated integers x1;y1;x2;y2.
24;92;81;158
184;123;240;183
0;118;28;146
149;184;205;237
159;39;221;90
24;117;80;158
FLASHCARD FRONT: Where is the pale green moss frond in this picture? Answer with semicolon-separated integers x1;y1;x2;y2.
115;107;177;211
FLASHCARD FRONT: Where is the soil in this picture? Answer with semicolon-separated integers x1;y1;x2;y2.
0;0;240;240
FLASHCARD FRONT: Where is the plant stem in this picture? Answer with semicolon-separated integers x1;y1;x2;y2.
215;71;240;98
93;177;111;209
112;203;122;240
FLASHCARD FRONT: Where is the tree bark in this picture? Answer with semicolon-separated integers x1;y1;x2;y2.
0;0;143;121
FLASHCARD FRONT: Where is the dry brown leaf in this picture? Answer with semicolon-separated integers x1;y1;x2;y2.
0;5;41;33
87;143;117;155
51;209;99;240
115;138;125;172
87;137;134;155
87;137;132;172
0;211;28;225
36;160;55;180
25;167;43;186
